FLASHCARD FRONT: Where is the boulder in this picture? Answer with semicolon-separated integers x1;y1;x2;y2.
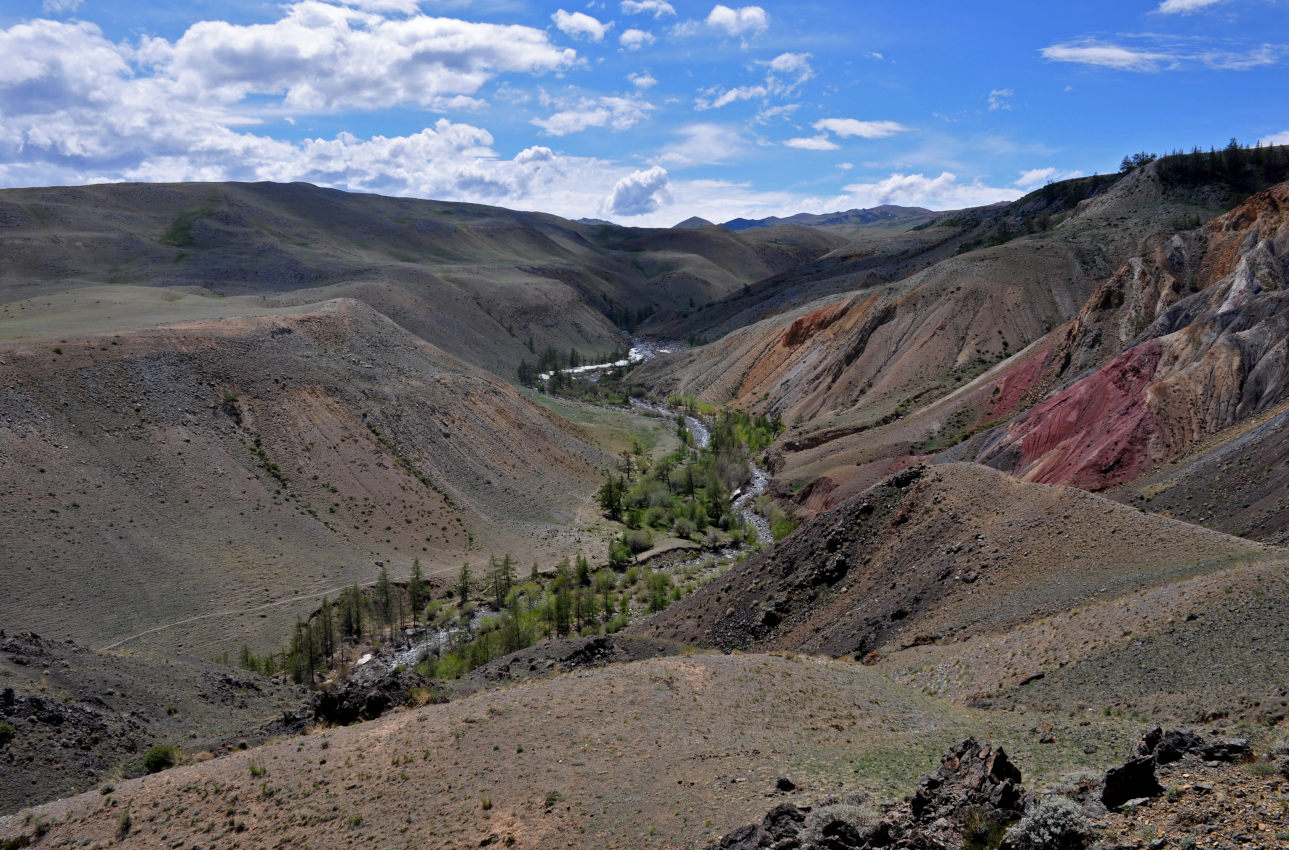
1202;738;1253;763
1131;724;1250;765
1101;757;1162;810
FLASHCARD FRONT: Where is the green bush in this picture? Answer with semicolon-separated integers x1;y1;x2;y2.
1004;796;1092;850
143;745;178;774
0;722;15;746
622;528;653;554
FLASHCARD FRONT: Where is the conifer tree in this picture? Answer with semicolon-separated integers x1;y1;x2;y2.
457;562;473;606
317;595;335;663
409;558;425;626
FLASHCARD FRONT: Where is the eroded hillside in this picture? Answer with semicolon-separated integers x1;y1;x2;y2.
0;299;610;655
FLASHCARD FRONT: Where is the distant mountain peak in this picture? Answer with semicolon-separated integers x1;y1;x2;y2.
673;216;717;229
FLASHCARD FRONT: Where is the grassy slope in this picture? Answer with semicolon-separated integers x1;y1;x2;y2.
0;652;1135;850
0;181;844;379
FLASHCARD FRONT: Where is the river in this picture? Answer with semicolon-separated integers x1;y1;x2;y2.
354;339;775;677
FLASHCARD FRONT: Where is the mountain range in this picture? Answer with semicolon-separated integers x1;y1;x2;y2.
4;145;1289;848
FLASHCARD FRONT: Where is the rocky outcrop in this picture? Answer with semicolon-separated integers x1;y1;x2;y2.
909;739;1028;824
711;738;1029;850
314;668;440;726
977;183;1289;491
1131;724;1253;766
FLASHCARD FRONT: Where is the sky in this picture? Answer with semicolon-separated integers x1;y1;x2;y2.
1;0;1286;227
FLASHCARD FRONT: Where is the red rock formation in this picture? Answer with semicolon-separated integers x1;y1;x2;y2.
978;182;1289;490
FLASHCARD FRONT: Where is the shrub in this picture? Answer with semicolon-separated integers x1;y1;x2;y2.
1003;796;1092;850
0;722;15;746
671;517;696;538
622;528;653;554
1274;738;1289;778
143;745;178;774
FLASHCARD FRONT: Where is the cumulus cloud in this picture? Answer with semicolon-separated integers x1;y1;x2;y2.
147;2;578;111
551;9;612;42
629;71;657;89
784;135;839;151
837;172;1021;210
620;28;655;49
604;165;670;216
621;0;676;18
1157;0;1227;12
705;5;769;37
0;13;654;220
987;89;1013;111
532;96;652;135
1259;130;1289;146
1014;167;1083;190
814;118;909;139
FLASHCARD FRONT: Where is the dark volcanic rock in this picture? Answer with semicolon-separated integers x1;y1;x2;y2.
711;737;1031;850
1202;738;1253;763
1101;757;1163;810
713;802;809;849
1130;724;1250;766
314;668;438;726
910;738;1028;823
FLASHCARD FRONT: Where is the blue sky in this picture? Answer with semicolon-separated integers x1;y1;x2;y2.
1;0;1286;226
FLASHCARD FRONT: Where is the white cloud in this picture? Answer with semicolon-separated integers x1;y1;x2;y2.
42;0;82;13
620;28;654;49
149;3;578;111
620;0;676;18
1259;130;1289;146
629;71;657;89
755;103;799;123
696;51;811;111
1199;44;1285;70
514;145;554;164
604;165;670;216
814;118;909;139
1041;38;1284;72
1040;42;1176;71
1013;167;1083;190
551;9;612;42
836;162;853;171
654;123;743;167
762;52;814;90
784;135;839;151
1157;0;1227;12
695;84;767;110
987;88;1013;111
705;5;769;37
0;14;656;221
837;172;1021;210
532;96;652;135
